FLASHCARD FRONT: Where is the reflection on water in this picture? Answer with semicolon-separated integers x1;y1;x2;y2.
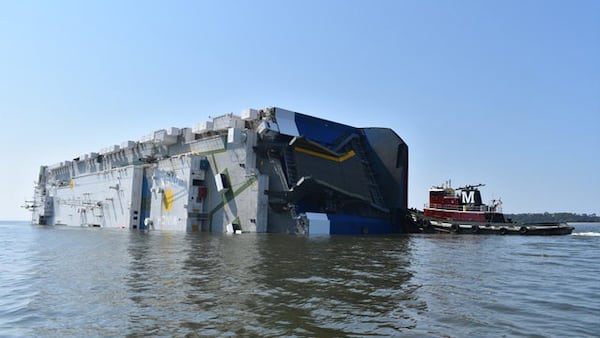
123;233;419;336
1;222;599;337
251;235;420;337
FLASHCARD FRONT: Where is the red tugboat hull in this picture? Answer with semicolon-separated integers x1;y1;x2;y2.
417;182;574;236
421;219;574;236
423;207;488;222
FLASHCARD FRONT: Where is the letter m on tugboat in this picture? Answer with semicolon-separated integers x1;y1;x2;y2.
461;190;475;204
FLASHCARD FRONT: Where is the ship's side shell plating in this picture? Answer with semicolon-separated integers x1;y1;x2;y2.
30;107;408;234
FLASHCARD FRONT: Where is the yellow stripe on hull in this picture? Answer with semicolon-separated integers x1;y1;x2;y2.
294;147;356;162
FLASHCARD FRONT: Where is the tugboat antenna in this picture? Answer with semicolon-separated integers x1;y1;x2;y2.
456;183;485;190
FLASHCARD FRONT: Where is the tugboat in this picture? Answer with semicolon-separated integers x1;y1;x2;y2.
416;181;574;235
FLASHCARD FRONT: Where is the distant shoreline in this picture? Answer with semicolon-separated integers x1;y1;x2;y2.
505;213;600;223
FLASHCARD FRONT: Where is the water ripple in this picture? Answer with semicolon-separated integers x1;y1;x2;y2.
1;222;599;337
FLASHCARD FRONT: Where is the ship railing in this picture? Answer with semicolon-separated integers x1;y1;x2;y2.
425;203;500;213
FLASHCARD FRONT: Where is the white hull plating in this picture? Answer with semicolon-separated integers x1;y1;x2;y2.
47;166;142;228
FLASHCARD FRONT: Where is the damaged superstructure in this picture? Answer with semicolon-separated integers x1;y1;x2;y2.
27;107;409;234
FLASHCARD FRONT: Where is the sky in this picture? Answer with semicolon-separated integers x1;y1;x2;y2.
1;0;598;220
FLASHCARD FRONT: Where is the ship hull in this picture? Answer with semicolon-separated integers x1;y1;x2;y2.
419;217;574;236
28;107;410;234
418;184;573;236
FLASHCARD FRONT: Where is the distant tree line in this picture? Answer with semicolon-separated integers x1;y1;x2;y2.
505;212;600;223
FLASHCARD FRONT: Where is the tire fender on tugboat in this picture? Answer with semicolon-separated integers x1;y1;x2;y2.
499;227;508;235
424;220;433;233
471;225;479;234
519;226;528;235
451;224;460;233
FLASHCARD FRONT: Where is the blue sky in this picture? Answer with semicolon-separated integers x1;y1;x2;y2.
1;0;598;220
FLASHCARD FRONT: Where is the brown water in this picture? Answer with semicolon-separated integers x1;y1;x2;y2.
1;222;599;337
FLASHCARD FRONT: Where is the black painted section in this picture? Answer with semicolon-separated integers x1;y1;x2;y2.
362;128;408;209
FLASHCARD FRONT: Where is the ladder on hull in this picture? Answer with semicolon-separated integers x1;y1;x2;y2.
352;133;386;209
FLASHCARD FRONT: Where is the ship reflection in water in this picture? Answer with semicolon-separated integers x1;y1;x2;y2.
2;222;599;337
125;232;420;336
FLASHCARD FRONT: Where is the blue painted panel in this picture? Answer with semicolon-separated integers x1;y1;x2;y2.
327;214;394;234
294;113;356;146
199;159;210;170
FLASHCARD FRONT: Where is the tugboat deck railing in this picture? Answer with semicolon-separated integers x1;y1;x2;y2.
425;203;502;213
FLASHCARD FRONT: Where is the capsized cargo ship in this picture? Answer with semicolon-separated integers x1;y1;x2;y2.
25;107;409;234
